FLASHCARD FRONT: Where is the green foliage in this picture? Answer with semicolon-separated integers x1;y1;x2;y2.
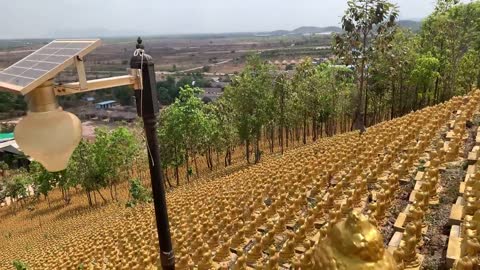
335;0;399;65
158;85;221;180
156;74;210;105
63;126;140;205
0;161;8;171
334;0;399;129
457;49;479;93
1;170;31;201
420;0;480;99
411;53;440;104
126;179;151;207
225;56;273;142
12;260;29;270
0;92;26;113
113;86;133;106
30;161;55;198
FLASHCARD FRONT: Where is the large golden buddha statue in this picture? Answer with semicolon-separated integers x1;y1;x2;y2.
312;211;398;270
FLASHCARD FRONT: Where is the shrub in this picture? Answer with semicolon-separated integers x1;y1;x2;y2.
126;179;151;207
12;260;29;270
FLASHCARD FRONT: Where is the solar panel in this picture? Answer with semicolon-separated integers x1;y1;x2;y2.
0;39;101;95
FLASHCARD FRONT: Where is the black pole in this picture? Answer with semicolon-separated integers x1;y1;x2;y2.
130;37;175;269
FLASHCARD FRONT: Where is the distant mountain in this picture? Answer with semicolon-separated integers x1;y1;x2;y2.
291;26;342;34
256;26;342;37
269;30;291;36
398;20;422;31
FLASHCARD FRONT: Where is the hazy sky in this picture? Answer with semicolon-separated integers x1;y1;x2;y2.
0;0;444;39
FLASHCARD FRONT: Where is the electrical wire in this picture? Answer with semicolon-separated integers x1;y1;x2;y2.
133;47;155;167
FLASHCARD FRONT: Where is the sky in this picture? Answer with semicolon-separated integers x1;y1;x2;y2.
0;0;450;39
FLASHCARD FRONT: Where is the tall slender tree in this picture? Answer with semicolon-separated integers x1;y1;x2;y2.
334;0;399;130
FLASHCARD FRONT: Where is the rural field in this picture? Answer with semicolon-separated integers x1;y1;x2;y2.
0;34;332;77
1;0;480;269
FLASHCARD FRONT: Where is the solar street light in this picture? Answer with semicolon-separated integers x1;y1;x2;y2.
0;38;175;269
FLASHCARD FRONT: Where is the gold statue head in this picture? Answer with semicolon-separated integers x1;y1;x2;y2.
312;211;398;270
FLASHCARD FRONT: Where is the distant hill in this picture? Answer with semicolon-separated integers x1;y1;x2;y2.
257;26;342;37
291;26;342;34
398;20;422;31
262;21;421;37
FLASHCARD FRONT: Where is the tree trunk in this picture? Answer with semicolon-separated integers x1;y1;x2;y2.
86;192;92;207
164;168;172;188
303;113;307;144
114;184;118;201
399;73;404;116
285;128;289;148
254;134;261;164
193;154;199;177
175;166;180;186
477;68;480;89
353;39;367;130
185;150;190;182
414;85;419;110
224;150;229;167
228;148;232;165
391;80;395;120
245;139;250;164
279;126;284;155
205;152;211;171
208;148;214;170
96;190;107;204
109;185;115;201
364;82;368;127
270;126;274;153
312;117;317;141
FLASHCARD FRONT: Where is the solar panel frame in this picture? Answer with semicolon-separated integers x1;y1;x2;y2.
0;39;101;95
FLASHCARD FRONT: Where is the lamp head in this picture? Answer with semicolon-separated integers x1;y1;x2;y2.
14;81;82;172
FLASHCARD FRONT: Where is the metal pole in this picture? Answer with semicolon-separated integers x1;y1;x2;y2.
130;37;175;269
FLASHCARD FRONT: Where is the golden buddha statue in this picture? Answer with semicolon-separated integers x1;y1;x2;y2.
452;256;475;270
311;211;398;270
392;247;405;270
402;223;420;268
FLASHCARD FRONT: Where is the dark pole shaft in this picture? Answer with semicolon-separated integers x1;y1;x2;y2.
142;116;175;269
130;37;175;269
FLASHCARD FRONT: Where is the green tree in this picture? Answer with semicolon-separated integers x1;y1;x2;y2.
159;105;186;186
205;99;238;167
113;86;133;106
2;169;31;210
224;55;274;163
457;49;479;94
411;53;440;107
292;58;320;143
126;178;151;207
30;161;55;207
68;140;106;206
334;0;399;130
420;0;479;101
108;127;139;200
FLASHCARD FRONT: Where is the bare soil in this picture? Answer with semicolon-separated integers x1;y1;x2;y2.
421;117;478;270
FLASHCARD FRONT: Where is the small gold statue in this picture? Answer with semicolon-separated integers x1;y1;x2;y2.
402;223;420;268
453;256;474;270
311;211;398;270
